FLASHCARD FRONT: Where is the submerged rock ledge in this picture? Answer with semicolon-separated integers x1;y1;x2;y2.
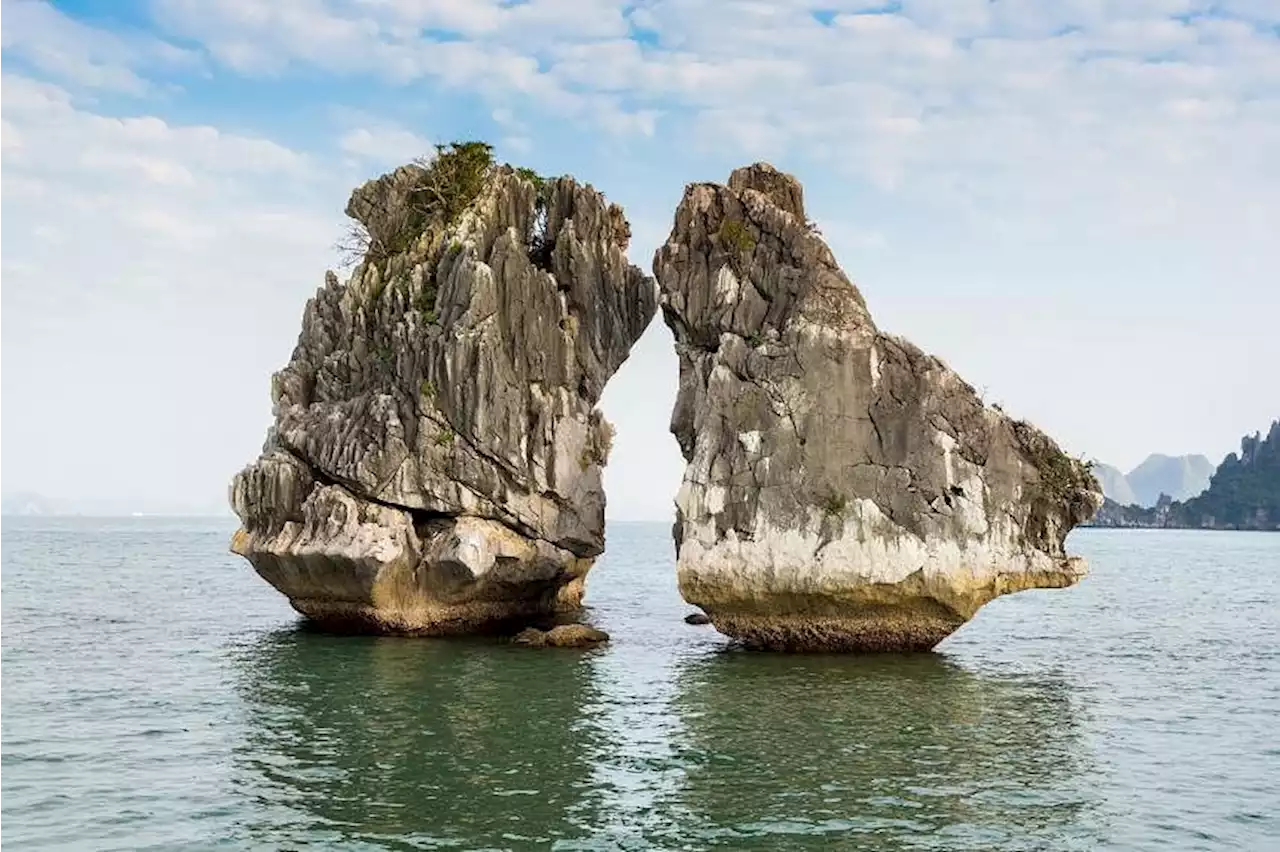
230;147;656;635
655;163;1102;651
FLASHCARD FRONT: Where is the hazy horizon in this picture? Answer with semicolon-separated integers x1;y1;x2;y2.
3;0;1277;521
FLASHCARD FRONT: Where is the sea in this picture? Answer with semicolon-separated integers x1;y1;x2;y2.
2;517;1277;851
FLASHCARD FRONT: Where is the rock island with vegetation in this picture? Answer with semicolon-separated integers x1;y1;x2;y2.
229;142;656;635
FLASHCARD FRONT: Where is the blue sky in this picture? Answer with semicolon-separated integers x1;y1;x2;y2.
2;0;1278;516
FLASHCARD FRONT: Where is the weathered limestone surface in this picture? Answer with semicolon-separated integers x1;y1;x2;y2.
513;624;610;648
655;163;1102;651
231;163;656;634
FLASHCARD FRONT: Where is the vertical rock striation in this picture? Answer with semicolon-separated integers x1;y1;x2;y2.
655;163;1102;651
231;153;656;634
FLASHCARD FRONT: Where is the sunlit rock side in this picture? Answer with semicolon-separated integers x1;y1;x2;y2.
654;162;1102;651
230;156;657;634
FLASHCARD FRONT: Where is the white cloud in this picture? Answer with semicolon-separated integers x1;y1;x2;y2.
133;1;1279;247
0;0;199;93
3;76;311;206
354;0;505;37
0;72;332;276
1;74;345;510
150;0;664;134
339;124;432;164
490;108;534;154
1;118;23;152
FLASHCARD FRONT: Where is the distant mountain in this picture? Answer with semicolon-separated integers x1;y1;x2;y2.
1089;454;1213;507
1090;462;1137;506
1087;420;1280;531
1126;454;1215;506
1;491;64;516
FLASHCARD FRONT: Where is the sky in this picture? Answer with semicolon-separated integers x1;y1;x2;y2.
1;0;1277;518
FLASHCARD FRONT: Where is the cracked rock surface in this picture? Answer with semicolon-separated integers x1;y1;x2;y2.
655;162;1102;651
230;163;656;634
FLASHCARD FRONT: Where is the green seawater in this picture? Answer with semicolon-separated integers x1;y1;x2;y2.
2;519;1278;850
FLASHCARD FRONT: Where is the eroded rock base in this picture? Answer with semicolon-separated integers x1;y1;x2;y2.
287;593;584;637
231;494;592;637
710;612;964;652
677;549;1087;651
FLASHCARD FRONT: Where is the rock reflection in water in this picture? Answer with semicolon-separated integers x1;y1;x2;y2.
227;628;604;850
668;651;1101;850
225;620;1100;849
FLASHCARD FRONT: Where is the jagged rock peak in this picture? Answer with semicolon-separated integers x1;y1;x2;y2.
728;162;806;220
231;144;657;635
655;161;1101;652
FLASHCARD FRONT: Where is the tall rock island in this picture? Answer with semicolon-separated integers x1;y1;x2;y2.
655;163;1102;651
231;144;657;634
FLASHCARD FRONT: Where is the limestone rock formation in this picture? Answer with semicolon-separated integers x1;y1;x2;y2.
231;147;657;634
513;624;610;648
655;163;1102;651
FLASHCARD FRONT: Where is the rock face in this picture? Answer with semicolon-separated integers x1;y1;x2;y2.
231;156;656;634
654;163;1102;652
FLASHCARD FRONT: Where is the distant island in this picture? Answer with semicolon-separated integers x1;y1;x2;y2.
1090;454;1215;507
1086;420;1280;531
1;491;65;516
